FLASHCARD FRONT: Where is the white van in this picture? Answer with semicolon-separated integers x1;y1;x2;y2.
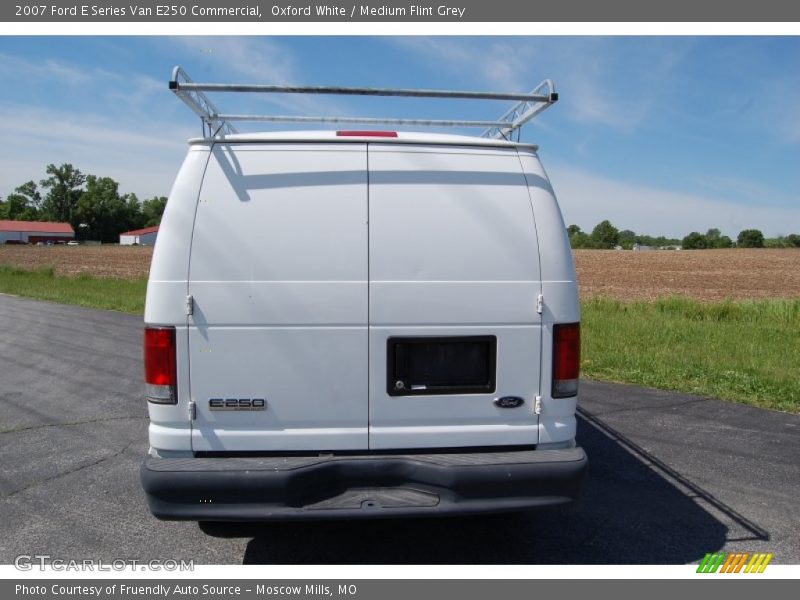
140;69;586;520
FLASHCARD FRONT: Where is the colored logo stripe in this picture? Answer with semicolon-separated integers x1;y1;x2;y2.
697;553;725;573
720;553;747;573
745;553;773;573
696;552;773;573
720;553;737;573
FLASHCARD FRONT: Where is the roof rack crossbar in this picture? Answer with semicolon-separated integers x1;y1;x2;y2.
174;82;551;103
169;66;557;140
217;114;511;128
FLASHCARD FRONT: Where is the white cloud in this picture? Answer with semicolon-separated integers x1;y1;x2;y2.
390;37;531;91
0;52;163;102
0;103;192;199
689;174;785;206
387;37;687;131
387;36;526;101
0;53;94;86
167;37;350;117
549;164;800;238
171;36;297;84
766;83;800;145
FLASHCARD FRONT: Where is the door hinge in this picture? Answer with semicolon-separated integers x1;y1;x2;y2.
536;294;544;315
188;400;196;421
185;294;194;316
534;395;542;415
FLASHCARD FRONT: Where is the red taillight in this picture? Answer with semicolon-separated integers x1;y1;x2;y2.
336;130;398;137
552;323;580;398
144;326;176;403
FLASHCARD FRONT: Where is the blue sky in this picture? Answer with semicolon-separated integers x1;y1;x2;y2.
0;36;798;237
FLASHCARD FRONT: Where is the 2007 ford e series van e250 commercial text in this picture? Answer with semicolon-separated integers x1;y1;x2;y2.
139;67;587;520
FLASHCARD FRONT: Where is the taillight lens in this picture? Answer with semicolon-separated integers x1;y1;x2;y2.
552;323;580;398
144;326;177;404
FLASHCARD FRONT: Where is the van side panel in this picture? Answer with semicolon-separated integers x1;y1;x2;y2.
145;146;209;326
368;145;542;449
187;143;369;451
145;146;209;453
517;151;580;445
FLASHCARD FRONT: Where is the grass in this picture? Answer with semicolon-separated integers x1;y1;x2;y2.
1;264;797;412
0;265;147;314
581;296;800;413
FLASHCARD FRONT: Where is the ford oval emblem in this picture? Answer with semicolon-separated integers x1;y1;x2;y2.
494;396;524;408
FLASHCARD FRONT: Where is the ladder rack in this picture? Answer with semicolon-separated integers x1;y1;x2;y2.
169;65;558;140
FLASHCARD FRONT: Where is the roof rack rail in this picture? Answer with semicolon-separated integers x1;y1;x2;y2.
169;65;558;140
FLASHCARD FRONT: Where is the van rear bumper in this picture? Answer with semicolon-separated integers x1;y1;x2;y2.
140;447;587;521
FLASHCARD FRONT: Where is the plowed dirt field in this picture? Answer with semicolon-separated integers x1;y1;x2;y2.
0;245;153;279
2;245;799;302
573;248;800;301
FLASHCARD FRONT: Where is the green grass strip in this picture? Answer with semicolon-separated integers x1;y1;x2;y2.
582;296;800;413
0;265;146;315
2;264;797;413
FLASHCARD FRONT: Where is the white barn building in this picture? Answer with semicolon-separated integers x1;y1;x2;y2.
120;225;159;246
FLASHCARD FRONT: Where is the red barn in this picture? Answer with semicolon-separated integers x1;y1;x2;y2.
0;220;74;244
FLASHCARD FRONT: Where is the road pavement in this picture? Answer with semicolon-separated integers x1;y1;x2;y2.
1;294;797;565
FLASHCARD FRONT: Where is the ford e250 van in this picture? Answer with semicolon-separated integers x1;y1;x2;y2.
139;68;587;520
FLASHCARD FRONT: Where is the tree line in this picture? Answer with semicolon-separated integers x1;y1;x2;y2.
0;163;166;243
4;168;798;250
568;220;800;250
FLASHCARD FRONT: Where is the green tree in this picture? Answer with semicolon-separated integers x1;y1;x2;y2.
569;230;592;249
141;196;167;227
122;193;146;231
75;175;130;243
737;229;765;248
40;163;85;227
618;229;636;250
764;237;788;248
14;181;43;212
590;220;620;249
682;231;707;250
715;235;733;248
0;181;41;221
704;228;733;249
785;234;800;248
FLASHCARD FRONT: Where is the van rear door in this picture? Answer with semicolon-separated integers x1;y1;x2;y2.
187;143;368;452
368;144;542;449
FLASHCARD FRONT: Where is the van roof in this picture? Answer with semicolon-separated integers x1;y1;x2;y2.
188;130;539;151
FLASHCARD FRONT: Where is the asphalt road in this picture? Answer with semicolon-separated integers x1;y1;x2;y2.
1;294;798;565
